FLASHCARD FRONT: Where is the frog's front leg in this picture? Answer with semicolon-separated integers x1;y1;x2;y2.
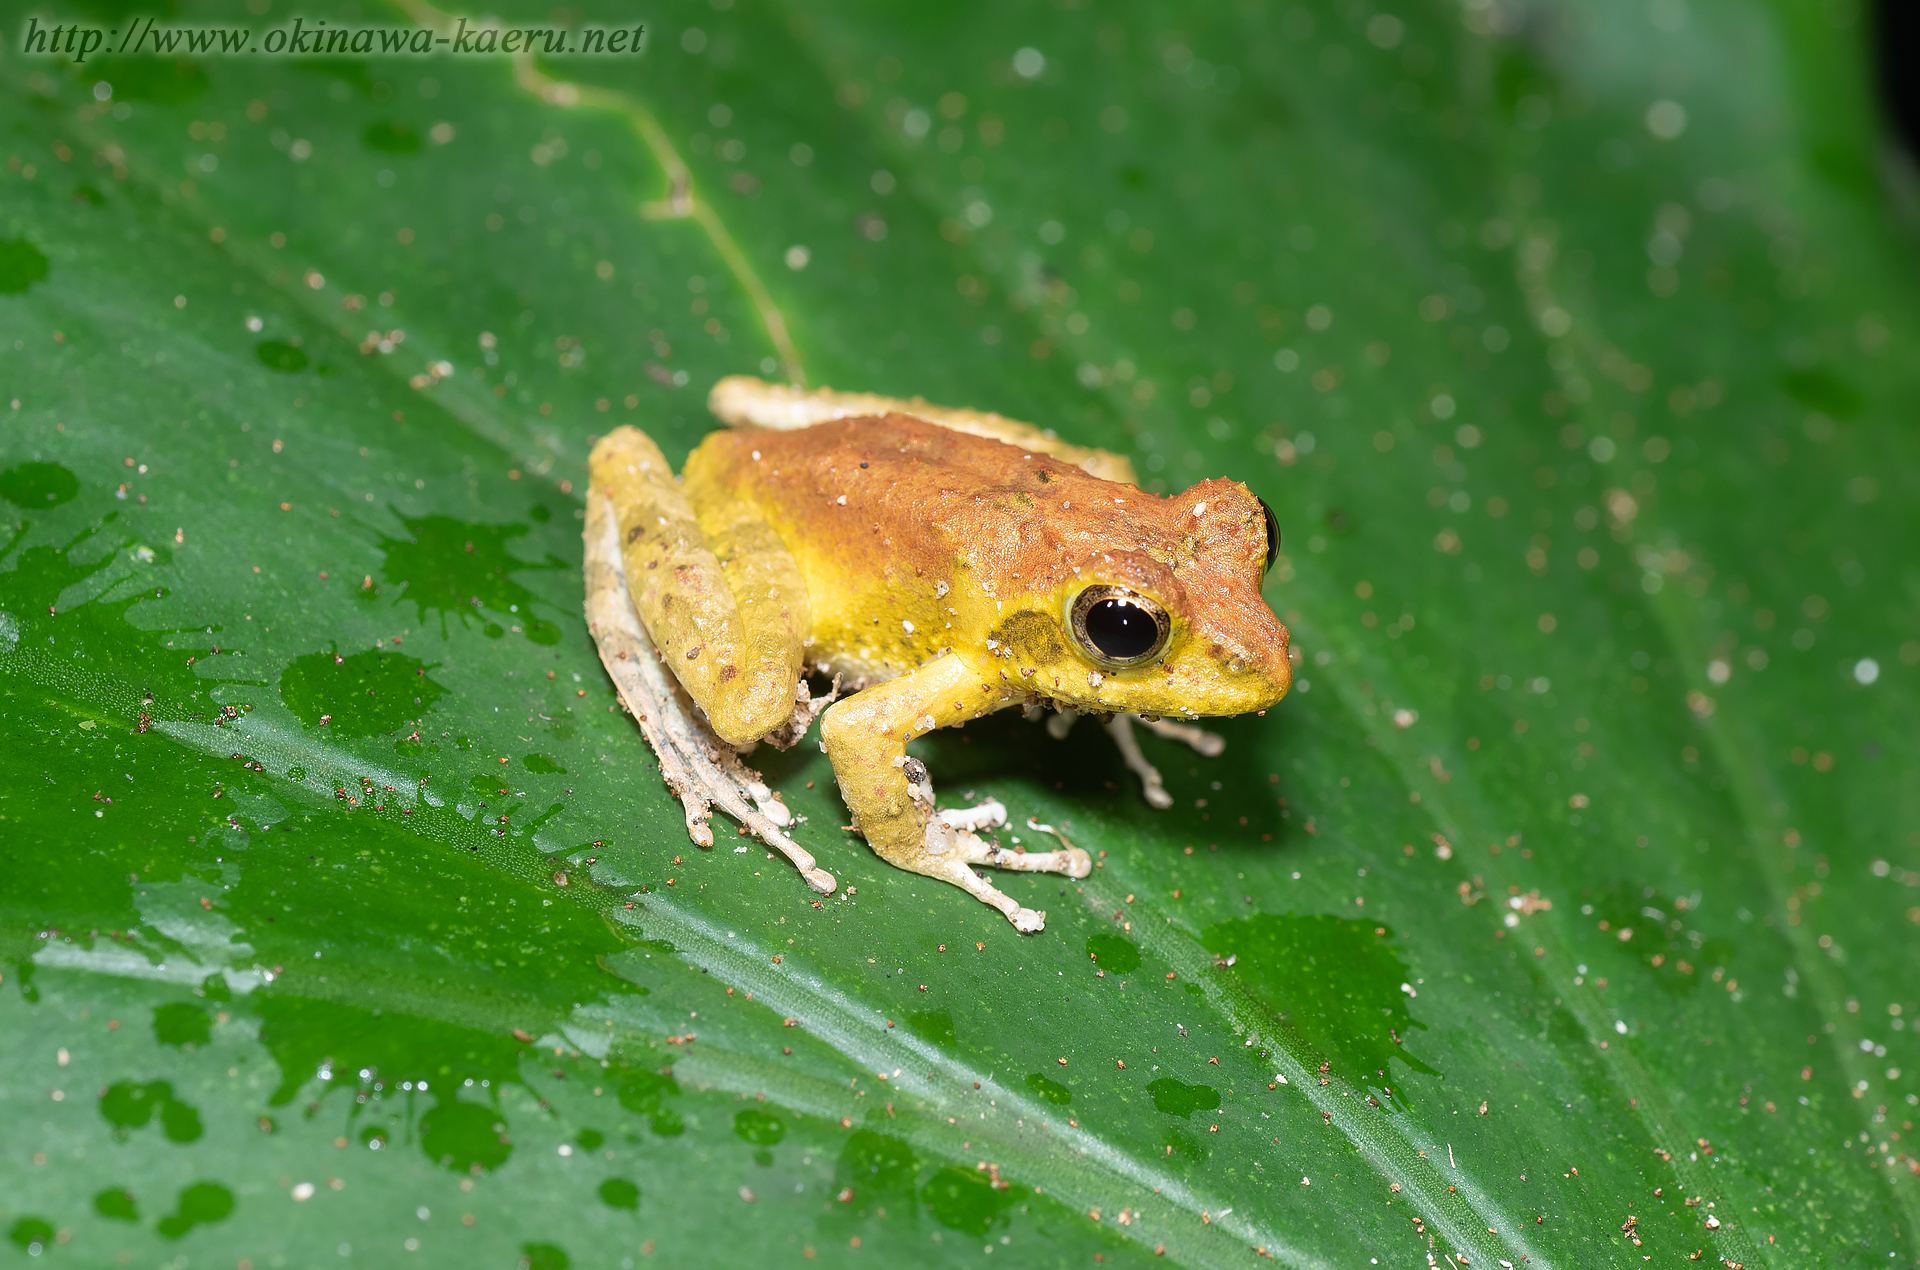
820;654;1091;932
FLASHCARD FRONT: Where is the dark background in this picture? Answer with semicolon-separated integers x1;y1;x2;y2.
1881;0;1920;159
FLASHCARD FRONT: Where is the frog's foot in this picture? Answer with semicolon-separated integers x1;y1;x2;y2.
1040;711;1221;808
1103;714;1173;810
918;818;1091;932
898;758;1066;928
585;489;835;896
711;753;796;829
958;833;1093;880
1099;713;1227;809
1012;817;1096;882
917;850;1049;933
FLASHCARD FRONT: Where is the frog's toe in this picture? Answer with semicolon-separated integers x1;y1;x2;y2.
743;779;793;827
937;798;1007;833
952;832;1090;881
916;858;1047;934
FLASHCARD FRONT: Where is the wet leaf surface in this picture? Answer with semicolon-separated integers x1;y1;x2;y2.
3;0;1917;1266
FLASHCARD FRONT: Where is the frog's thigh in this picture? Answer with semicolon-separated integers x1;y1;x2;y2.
821;656;1067;932
589;427;803;746
679;442;812;679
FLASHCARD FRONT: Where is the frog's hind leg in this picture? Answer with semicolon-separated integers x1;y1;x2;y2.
589;426;810;748
708;375;1138;485
584;480;835;895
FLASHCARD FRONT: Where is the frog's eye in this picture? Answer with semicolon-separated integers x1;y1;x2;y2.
1257;497;1281;575
1069;586;1171;669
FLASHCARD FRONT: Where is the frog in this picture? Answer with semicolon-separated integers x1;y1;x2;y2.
583;375;1292;932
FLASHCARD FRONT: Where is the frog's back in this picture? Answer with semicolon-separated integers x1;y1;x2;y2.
693;413;1147;573
684;415;1157;680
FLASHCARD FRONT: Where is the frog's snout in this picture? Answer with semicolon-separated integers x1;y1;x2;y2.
1222;615;1293;708
1263;624;1295;695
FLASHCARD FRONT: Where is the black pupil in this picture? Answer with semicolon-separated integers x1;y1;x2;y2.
1084;598;1159;661
1258;497;1281;573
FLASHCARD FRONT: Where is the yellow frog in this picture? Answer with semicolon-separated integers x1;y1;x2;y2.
584;377;1291;932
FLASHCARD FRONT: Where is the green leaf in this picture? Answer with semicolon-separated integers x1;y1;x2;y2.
252;338;309;372
362;119;422;153
3;2;1916;1266
155;1181;235;1239
0;237;51;294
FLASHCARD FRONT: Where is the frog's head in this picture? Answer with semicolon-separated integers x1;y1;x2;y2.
986;478;1291;718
